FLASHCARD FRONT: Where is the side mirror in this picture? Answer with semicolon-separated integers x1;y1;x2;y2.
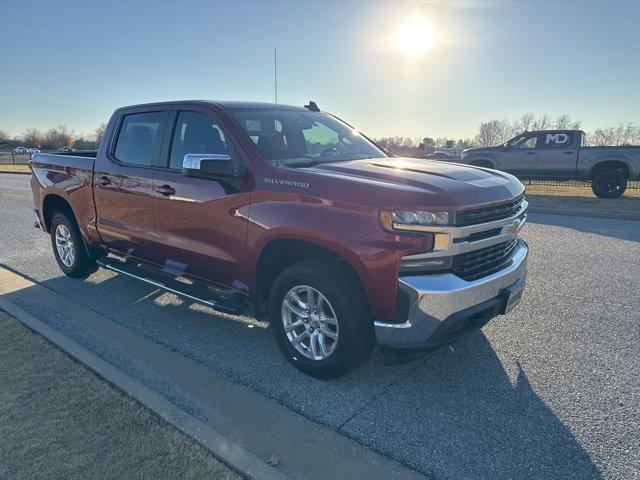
182;153;237;181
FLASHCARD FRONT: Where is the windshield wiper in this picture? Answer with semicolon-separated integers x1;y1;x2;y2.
277;159;320;168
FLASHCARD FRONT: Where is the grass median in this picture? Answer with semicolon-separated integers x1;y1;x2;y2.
0;310;242;480
0;164;30;174
525;184;640;219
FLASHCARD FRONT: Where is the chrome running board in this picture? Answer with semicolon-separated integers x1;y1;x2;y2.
96;258;245;315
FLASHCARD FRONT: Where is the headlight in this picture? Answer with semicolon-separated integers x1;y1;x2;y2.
380;210;450;232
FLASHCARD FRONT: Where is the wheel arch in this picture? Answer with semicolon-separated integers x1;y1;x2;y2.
589;158;631;179
42;193;75;233
253;236;370;319
41;192;101;259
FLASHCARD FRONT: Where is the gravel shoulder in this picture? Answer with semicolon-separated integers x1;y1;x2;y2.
0;310;242;480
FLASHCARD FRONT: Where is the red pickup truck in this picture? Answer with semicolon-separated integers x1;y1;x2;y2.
30;100;529;378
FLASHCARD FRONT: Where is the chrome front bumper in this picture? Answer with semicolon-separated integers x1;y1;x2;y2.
375;238;528;350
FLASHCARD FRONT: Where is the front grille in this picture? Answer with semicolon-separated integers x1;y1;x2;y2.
452;238;519;281
455;196;524;227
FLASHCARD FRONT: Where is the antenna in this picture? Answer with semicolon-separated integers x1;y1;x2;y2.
274;48;278;109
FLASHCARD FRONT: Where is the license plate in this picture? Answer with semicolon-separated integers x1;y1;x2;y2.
501;279;525;314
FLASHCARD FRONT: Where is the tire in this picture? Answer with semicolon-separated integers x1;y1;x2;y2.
268;259;375;379
50;212;97;278
591;170;627;198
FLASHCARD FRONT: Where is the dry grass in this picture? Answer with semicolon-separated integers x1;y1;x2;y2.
525;184;640;218
525;184;640;198
0;311;242;480
0;164;30;174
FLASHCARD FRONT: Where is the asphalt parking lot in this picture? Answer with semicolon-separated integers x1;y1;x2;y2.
1;173;638;479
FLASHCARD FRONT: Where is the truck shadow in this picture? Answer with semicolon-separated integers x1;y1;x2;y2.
13;272;603;479
368;332;604;479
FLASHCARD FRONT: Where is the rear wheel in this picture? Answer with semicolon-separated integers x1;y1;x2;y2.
50;212;97;278
268;259;374;378
591;169;627;198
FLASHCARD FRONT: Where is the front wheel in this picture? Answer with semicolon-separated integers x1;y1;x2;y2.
268;259;375;378
50;212;97;278
591;170;627;198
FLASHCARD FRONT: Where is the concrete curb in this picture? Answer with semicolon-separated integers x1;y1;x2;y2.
528;207;640;222
0;170;30;175
0;297;289;480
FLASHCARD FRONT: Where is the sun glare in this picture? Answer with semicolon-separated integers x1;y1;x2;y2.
394;15;437;58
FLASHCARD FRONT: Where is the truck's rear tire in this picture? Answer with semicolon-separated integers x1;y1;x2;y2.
50;212;97;278
268;259;375;379
591;170;627;198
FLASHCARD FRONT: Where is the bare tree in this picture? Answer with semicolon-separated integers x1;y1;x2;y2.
22;128;44;147
42;125;75;150
93;123;107;144
514;113;536;132
0;129;10;141
73;135;99;150
530;114;551;131
456;138;477;149
475;119;514;147
422;137;436;148
554;114;581;130
374;136;415;150
586;123;640;146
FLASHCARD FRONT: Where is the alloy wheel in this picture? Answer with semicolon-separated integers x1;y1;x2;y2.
55;224;75;267
281;285;339;361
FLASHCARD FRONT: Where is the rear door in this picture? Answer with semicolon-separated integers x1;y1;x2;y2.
499;133;540;178
150;108;250;289
93;108;169;264
535;131;578;179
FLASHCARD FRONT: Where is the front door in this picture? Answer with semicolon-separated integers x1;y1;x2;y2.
535;131;578;179
150;109;250;290
93;110;169;265
499;133;540;178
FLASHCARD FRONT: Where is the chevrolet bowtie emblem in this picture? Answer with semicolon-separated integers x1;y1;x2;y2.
506;216;525;234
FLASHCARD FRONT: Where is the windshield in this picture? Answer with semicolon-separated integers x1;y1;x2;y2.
230;109;386;166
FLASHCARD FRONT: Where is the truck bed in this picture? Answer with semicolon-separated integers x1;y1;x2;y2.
29;152;97;242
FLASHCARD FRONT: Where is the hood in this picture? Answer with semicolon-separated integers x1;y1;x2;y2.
307;157;524;210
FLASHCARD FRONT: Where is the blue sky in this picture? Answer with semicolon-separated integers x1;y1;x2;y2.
1;0;639;139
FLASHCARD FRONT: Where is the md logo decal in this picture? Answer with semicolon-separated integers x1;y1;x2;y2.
545;133;569;144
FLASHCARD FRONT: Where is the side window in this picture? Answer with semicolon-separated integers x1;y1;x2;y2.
169;111;241;170
509;135;538;149
521;135;538;149
541;132;572;148
114;112;167;166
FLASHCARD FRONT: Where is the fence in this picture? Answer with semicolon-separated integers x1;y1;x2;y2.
523;179;640;190
0;153;31;165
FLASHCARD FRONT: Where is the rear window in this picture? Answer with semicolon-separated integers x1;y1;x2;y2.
114;112;167;166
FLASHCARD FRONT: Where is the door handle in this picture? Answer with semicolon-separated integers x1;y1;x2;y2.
98;175;111;186
154;184;176;196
